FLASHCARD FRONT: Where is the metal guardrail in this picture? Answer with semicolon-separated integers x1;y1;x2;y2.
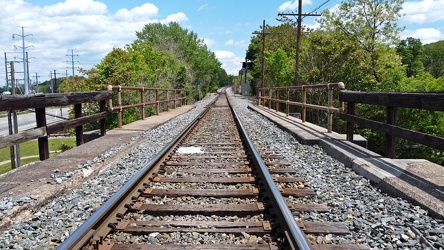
258;83;345;133
107;85;185;128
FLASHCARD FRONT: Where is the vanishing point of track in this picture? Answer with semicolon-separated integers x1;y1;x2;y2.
59;91;367;249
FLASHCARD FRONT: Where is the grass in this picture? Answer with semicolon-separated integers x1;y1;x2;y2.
0;137;76;175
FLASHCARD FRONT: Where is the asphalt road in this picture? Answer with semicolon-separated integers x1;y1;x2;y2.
0;107;70;137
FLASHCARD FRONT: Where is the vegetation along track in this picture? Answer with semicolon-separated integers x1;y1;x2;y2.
59;92;368;249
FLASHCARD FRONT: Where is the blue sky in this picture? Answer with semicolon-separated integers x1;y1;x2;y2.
0;0;443;87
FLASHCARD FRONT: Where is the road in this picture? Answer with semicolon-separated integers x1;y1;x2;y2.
0;107;70;137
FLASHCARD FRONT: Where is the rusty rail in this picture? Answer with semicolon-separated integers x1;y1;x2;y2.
258;83;345;133
107;85;186;128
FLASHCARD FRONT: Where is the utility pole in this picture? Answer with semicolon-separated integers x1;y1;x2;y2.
53;70;58;92
252;20;272;97
50;71;53;93
4;52;9;90
66;49;79;77
13;27;32;94
26;52;30;93
35;72;40;93
8;61;20;168
278;4;320;85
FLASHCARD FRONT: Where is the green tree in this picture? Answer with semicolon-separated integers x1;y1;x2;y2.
422;40;444;78
264;48;294;87
246;23;298;93
318;0;404;89
396;37;424;77
135;22;227;100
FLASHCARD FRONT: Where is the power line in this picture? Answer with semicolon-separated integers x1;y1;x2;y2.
252;20;274;92
278;10;321;85
13;27;33;94
66;49;79;77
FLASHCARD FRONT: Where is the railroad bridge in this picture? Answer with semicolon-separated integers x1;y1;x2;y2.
0;85;444;249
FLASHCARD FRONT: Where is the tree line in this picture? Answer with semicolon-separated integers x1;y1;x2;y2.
58;22;231;129
245;0;444;164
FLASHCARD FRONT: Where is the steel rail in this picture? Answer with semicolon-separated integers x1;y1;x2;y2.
227;95;312;250
57;97;216;250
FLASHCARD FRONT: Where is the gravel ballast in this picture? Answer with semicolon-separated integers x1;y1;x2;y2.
0;89;443;249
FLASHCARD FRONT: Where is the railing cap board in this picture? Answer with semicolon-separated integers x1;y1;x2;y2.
108;85;182;91
339;91;444;111
0;91;111;112
258;82;345;91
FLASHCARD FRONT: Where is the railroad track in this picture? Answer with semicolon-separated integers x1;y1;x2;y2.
59;92;367;249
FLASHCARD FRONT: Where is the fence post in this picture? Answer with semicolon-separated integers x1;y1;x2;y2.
166;90;170;112
258;90;262;106
156;89;160;115
302;86;306;122
7;112;16;169
117;86;122;128
268;89;272;109
275;89;279;112
174;90;177;109
346;102;355;142
141;88;145;120
74;103;84;146
286;88;289;116
327;84;333;133
100;99;106;136
35;107;49;160
386;106;397;158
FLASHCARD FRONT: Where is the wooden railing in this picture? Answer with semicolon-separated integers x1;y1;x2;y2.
107;85;186;128
0;91;111;161
258;83;345;133
339;91;444;158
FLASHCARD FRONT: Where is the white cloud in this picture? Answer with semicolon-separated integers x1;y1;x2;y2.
198;4;209;11
0;1;189;84
42;0;107;16
114;3;158;21
224;39;246;47
164;12;189;23
214;51;243;75
215;51;236;59
278;0;312;12
401;0;444;24
401;28;444;44
203;38;216;47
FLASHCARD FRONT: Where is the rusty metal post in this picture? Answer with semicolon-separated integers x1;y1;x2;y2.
74;103;84;146
141;88;145;120
302;86;306;122
286;88;289;116
268;89;272;109
36;107;49;160
338;82;345;113
166;90;170;112
100;99;106;136
258;90;262;106
346;102;355;142
386;106;397;158
327;84;333;133
117;86;122;128
275;89;279;112
174;90;177;109
156;89;159;115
